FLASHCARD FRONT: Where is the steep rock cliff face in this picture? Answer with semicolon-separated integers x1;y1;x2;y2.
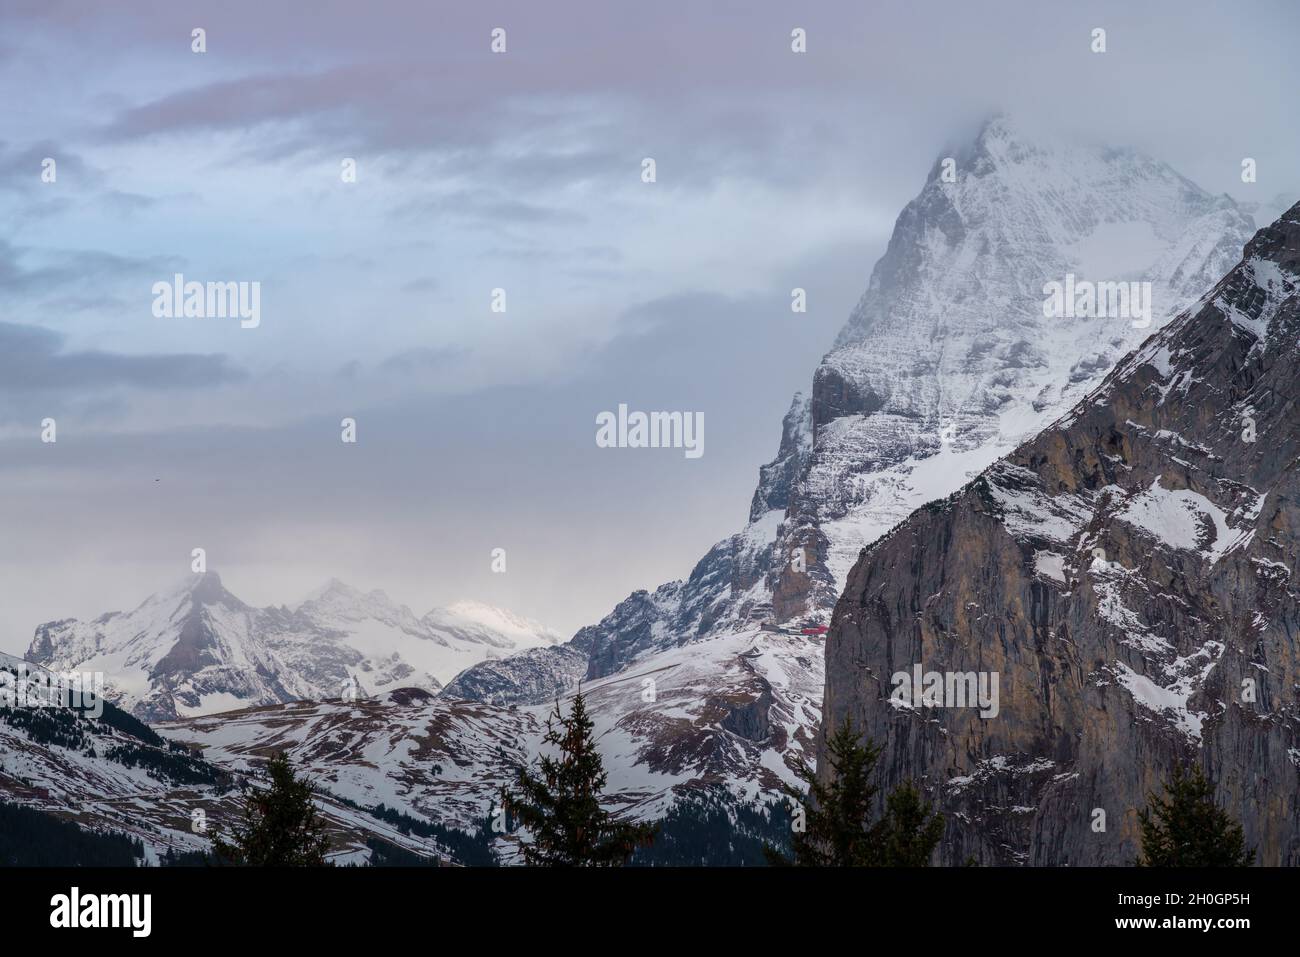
821;203;1300;865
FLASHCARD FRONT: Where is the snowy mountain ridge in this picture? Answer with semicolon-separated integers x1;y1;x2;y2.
25;572;563;721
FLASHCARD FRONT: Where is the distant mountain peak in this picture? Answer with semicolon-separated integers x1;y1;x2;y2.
152;568;224;597
133;569;245;615
296;577;408;619
424;601;565;649
26;575;563;720
300;576;376;604
969;110;1029;149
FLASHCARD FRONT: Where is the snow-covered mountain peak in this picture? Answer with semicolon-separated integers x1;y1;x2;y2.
835;115;1250;353
776;119;1260;615
134;569;242;611
444;117;1258;706
957;111;1045;165
25;577;562;720
294;578;421;631
298;575;354;602
424;601;565;649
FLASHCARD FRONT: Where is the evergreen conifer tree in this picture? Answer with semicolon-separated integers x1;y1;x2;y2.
212;751;331;866
766;718;944;866
767;718;880;865
1137;764;1254;867
500;691;656;866
876;780;945;866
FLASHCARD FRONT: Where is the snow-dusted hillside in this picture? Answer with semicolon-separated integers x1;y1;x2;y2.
4;623;818;864
0;653;458;865
161;628;822;838
26;573;562;721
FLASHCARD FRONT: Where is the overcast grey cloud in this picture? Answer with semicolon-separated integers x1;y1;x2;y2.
0;240;173;298
0;0;1298;653
0;320;244;391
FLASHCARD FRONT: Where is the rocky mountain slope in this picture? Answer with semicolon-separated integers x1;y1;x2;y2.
449;115;1256;705
822;201;1300;865
26;573;562;721
159;627;822;845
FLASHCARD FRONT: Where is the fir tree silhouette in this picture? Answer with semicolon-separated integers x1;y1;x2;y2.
212;751;331;866
1137;764;1254;867
500;690;656;866
766;717;943;866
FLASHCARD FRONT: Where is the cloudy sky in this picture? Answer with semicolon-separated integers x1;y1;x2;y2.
1;0;1298;651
